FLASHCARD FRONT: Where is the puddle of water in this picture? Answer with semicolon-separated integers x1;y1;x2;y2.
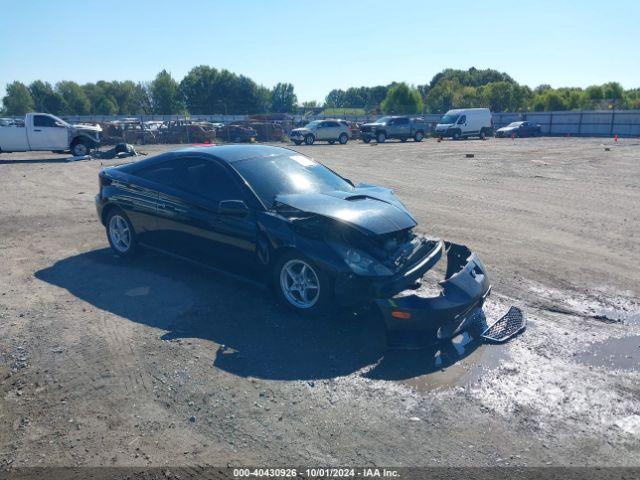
576;335;640;371
396;332;511;393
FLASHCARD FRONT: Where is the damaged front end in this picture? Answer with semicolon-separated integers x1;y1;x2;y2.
375;241;524;348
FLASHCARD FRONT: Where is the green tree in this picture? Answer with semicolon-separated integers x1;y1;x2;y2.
425;79;458;113
150;70;183;114
29;80;66;114
479;82;513;112
180;66;267;114
2;81;35;115
56;81;91;114
270;83;297;113
381;83;423;114
602;82;624;106
95;97;118;115
539;91;567;111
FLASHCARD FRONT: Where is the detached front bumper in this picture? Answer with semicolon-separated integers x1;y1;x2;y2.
376;242;492;348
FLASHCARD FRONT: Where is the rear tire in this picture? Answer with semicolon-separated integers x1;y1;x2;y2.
328;140;335;145
414;131;424;142
338;133;349;144
293;140;302;146
304;134;315;145
479;129;486;140
273;251;333;316
106;208;137;258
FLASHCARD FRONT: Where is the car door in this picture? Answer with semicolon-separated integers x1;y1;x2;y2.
394;117;410;138
314;121;328;140
140;155;258;272
28;114;68;150
325;120;340;140
456;115;467;135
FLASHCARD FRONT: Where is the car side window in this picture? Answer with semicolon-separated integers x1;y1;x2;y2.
135;159;178;186
136;157;243;203
326;121;339;127
396;117;409;125
34;115;57;128
457;115;466;125
182;159;244;202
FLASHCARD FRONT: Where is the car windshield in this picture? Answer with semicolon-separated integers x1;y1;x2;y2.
439;114;459;124
233;153;354;207
507;122;524;127
373;116;392;124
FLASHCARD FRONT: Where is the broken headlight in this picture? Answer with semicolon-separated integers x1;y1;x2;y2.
329;242;393;277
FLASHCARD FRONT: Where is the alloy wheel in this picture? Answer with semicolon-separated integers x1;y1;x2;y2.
279;259;320;309
108;214;131;252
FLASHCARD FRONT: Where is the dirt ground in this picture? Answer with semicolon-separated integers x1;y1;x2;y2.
0;137;639;469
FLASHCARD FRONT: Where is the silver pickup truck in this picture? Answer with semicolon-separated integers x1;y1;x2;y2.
359;116;427;143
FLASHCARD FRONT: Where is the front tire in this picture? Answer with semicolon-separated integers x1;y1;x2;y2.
106;209;137;258
376;132;386;143
362;137;371;144
452;131;461;141
71;139;90;157
338;133;349;144
304;134;315;145
273;251;333;315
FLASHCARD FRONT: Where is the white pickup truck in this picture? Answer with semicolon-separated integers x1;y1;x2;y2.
0;113;101;156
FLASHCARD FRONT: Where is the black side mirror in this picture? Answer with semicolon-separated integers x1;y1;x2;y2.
218;199;248;216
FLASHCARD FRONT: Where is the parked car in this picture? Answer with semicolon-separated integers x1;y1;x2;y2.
0;112;101;156
96;145;495;345
496;121;542;138
289;120;350;145
216;124;257;143
359;116;427;143
435;108;492;140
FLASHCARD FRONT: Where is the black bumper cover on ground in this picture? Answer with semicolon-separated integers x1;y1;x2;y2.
376;242;494;349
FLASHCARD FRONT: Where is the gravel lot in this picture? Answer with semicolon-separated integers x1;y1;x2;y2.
0;137;639;468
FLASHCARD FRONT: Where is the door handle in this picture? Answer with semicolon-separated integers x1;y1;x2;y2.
34;129;42;132
158;203;186;214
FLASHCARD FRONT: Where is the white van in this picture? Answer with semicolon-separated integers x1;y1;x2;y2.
435;108;493;140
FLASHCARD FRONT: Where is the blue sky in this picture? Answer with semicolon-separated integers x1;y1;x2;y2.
1;0;638;102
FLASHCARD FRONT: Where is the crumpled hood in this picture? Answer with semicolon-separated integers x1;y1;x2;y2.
72;124;102;133
276;184;417;235
291;127;312;134
497;126;516;132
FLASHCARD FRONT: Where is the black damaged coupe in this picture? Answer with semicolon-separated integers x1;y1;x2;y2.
96;145;503;345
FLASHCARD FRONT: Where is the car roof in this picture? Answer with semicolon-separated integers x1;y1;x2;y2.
175;144;298;163
115;145;304;174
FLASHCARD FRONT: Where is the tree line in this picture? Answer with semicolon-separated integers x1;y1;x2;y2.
2;66;639;116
